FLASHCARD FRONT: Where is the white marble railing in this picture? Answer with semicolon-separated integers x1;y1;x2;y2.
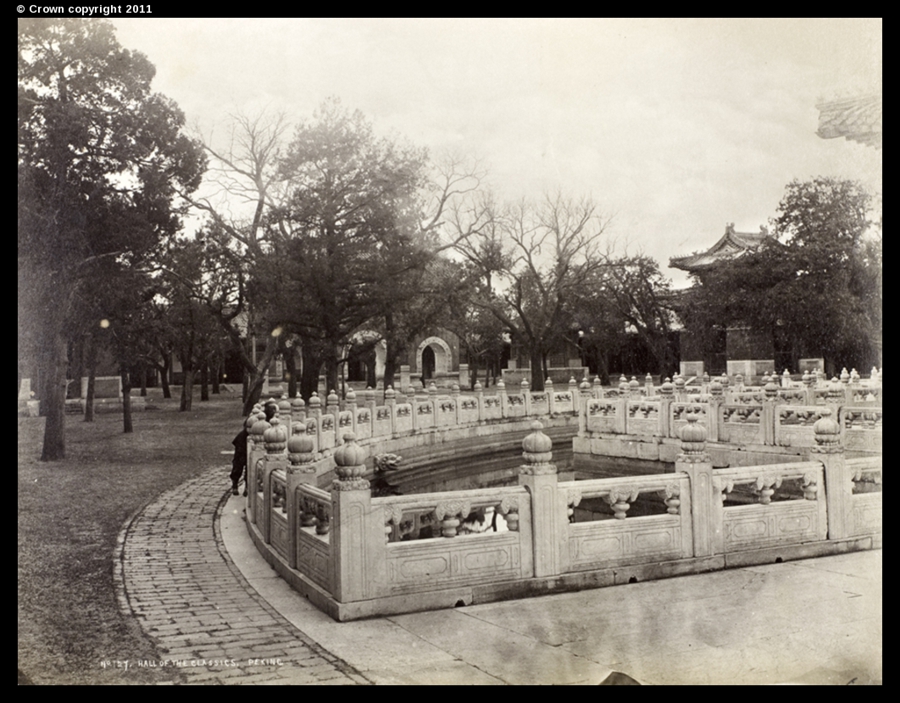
248;376;881;619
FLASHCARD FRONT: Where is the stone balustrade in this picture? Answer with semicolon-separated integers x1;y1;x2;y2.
242;399;881;621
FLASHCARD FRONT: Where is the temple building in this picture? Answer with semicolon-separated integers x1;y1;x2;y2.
670;223;805;381
669;222;769;273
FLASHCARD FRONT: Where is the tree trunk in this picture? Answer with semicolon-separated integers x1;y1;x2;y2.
83;334;98;423
211;359;220;394
40;328;68;461
324;352;339;397
121;368;133;433
139;360;148;397
285;348;298;398
180;367;194;411
241;335;279;415
382;350;397;392
200;362;209;401
529;347;545;391
299;344;322;403
366;354;377;389
158;354;172;399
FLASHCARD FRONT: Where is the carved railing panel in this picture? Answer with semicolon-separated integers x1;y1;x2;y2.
530;393;549;416
841;407;883;453
270;471;288;559
670;403;708;438
505;393;526;418
626;400;661;437
586;399;620;434
373;405;393;437
712;462;827;552
845;457;882;536
458;396;480;424
373;486;533;595
553;391;575;414
319;414;336;453
354;407;372;440
481;395;502;420
559;474;693;571
294;485;332;591
718;403;764;445
393;403;413;434
775;405;826;447
435;397;457;427
414;401;434;430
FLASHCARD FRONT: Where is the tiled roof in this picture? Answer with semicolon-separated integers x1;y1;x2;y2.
670;223;771;272
816;93;882;148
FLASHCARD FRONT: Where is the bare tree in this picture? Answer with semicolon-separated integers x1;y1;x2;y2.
456;192;611;390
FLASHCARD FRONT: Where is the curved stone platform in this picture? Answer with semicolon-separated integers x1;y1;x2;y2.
117;465;881;685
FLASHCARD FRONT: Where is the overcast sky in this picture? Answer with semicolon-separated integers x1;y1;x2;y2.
111;17;882;288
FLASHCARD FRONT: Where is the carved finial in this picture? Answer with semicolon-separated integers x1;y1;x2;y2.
474;380;483;392
345;387;357;403
308;392;321;409
250;415;271;444
677;413;708;461
812;408;842;452
521;421;555;474
332;432;369;489
384;385;396;401
263;416;287;454
287;432;315;466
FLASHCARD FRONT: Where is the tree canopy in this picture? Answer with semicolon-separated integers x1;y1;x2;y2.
18;19;206;459
680;177;881;374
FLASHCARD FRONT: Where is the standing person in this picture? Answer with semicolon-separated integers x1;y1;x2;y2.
231;401;277;496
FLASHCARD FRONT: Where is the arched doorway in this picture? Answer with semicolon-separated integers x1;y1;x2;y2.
416;336;452;385
422;346;435;380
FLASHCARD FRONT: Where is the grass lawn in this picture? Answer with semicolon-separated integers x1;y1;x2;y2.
18;389;247;685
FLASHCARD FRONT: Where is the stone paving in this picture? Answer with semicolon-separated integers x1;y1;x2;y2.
117;468;372;685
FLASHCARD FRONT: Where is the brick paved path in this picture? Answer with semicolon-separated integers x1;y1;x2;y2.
117;468;371;685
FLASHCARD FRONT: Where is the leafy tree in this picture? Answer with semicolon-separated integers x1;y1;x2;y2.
18;19;206;459
264;99;484;400
681;177;881;375
597;255;679;378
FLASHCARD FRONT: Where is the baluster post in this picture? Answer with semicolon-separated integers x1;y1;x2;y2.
811;409;850;540
675;414;717;556
517;421;565;576
330;434;385;604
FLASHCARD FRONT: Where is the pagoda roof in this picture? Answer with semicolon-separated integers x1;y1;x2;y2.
670;223;771;273
816;92;882;149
